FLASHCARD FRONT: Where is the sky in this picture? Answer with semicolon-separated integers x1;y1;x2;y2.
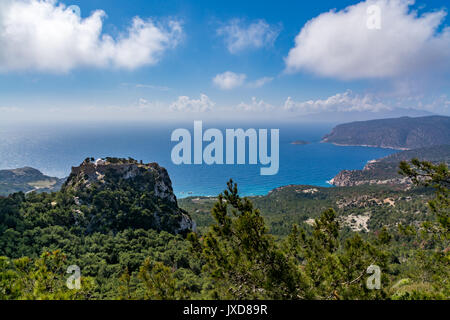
0;0;449;123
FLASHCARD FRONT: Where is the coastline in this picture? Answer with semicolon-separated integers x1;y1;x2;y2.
176;144;398;198
320;141;410;151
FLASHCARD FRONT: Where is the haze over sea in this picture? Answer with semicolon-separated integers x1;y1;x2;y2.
0;121;397;198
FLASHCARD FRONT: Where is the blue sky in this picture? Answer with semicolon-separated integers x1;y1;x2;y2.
0;0;449;122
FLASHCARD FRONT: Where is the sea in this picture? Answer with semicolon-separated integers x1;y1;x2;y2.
0;121;398;198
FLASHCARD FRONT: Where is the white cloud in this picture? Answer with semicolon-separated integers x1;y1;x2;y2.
0;106;24;113
213;72;273;90
213;71;246;90
137;98;166;110
248;77;274;88
236;97;274;112
217;19;281;54
285;0;450;79
170;94;215;112
415;94;450;113
0;0;182;72
284;90;391;114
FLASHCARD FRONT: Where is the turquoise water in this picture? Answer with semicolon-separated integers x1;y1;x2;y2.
0;121;397;198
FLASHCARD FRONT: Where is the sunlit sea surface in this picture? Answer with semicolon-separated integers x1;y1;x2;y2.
0;121;397;198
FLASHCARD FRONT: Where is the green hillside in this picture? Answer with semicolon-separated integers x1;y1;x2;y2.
0;167;65;196
0;157;448;300
322;116;450;150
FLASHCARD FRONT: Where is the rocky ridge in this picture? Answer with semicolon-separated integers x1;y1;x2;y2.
63;157;195;234
329;145;450;187
322;116;450;150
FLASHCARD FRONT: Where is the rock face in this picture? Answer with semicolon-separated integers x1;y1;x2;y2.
329;167;411;188
65;159;177;203
63;157;194;234
329;145;450;187
322;116;450;150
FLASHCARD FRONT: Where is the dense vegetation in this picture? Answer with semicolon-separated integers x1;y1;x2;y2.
180;185;434;236
0;158;448;300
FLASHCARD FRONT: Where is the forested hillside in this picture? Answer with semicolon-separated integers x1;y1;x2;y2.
322;116;450;149
0;167;65;196
180;184;434;236
0;157;448;300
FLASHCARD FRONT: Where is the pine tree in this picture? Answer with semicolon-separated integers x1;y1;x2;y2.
188;180;309;299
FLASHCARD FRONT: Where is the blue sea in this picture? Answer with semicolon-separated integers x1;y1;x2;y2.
0;121;397;198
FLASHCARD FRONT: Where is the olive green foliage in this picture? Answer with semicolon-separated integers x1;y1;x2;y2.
286;211;389;299
0;159;448;300
138;259;180;299
180;185;434;237
189;180;308;299
0;250;94;300
0;189;202;299
188;180;388;300
400;159;449;236
394;159;450;299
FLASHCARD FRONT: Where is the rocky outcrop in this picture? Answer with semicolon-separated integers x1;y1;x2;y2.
329;168;411;187
329;145;450;187
63;157;194;234
65;159;177;203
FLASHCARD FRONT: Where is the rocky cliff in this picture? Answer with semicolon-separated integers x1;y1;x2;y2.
329;145;450;187
62;157;195;234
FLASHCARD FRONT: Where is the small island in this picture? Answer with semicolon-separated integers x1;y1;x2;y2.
290;140;309;145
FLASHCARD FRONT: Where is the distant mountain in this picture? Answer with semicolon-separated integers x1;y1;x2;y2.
295;107;435;123
329;145;450;187
322;116;450;150
0;167;65;196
